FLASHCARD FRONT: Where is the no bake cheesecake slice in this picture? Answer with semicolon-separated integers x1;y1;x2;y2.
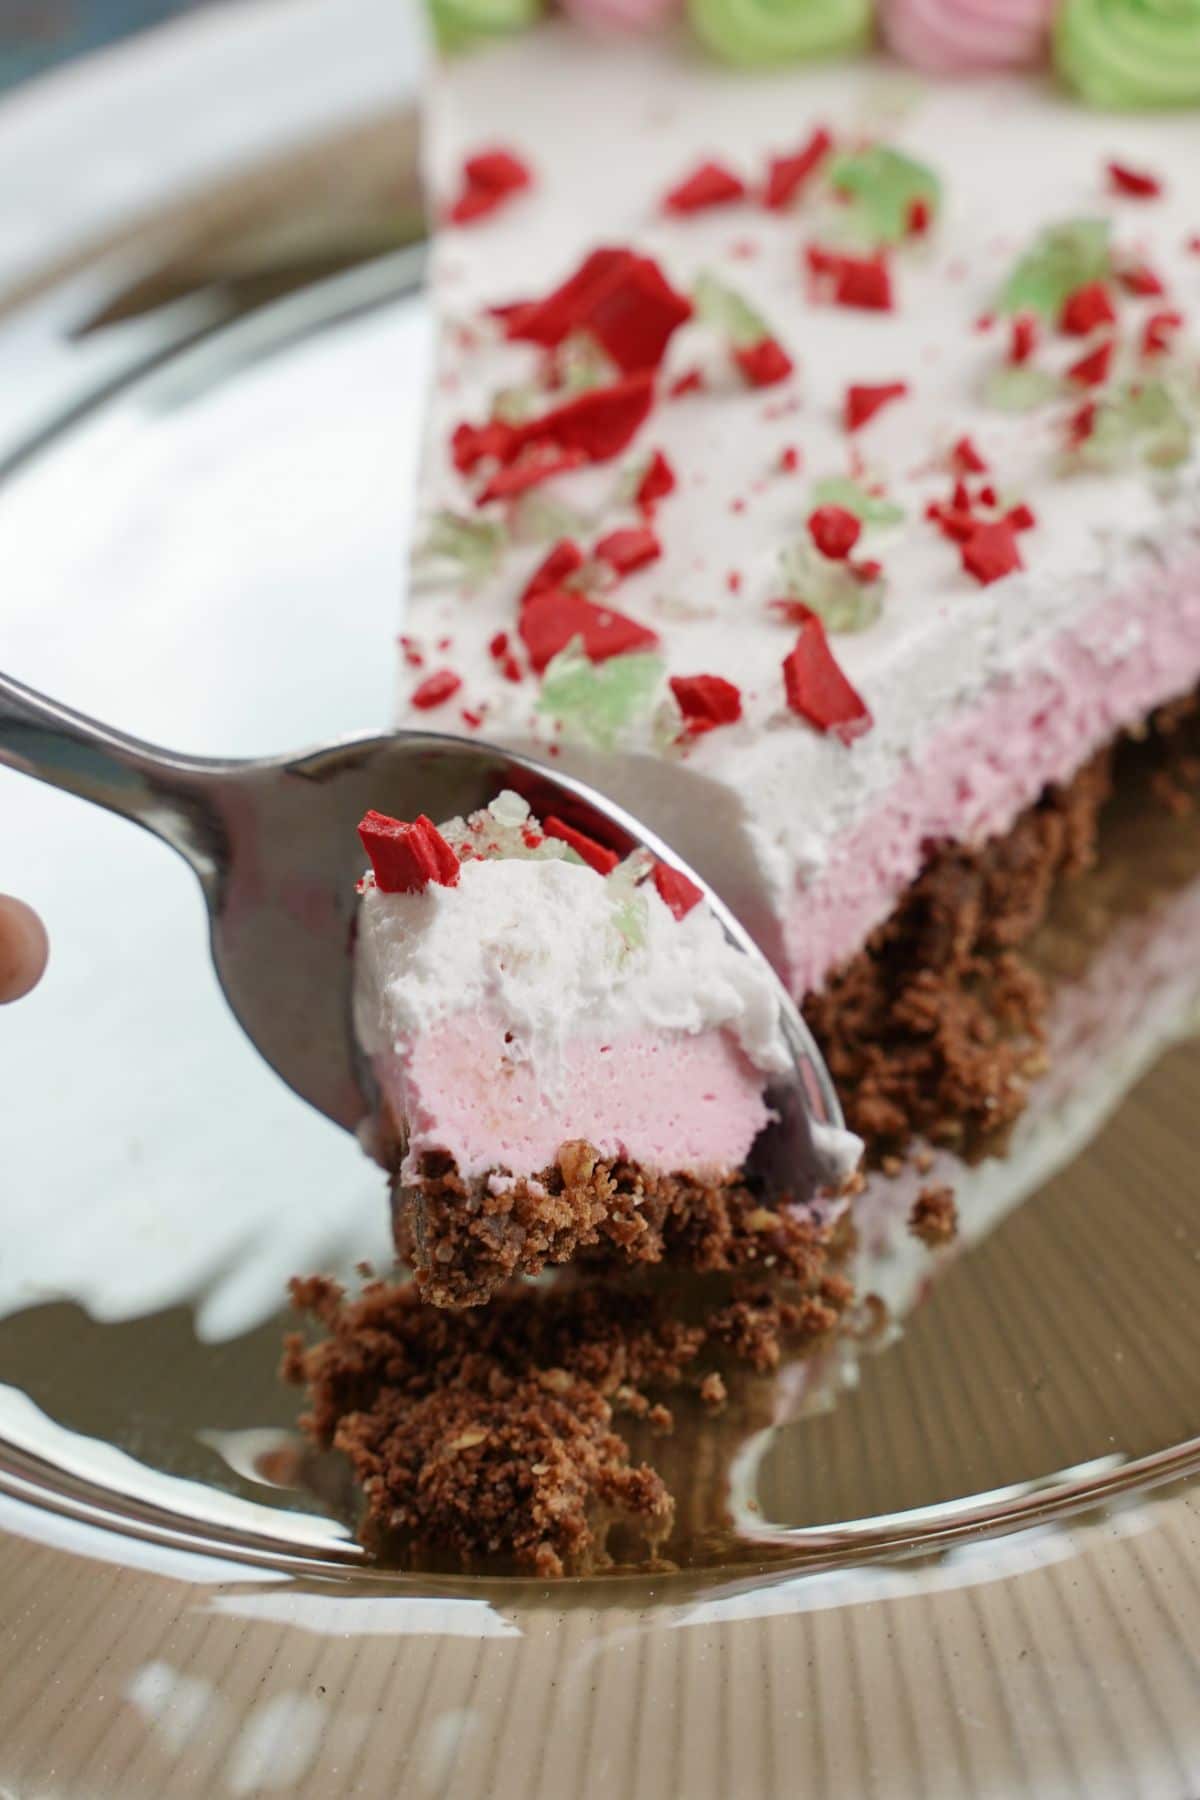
353;791;853;1305
403;24;1200;1155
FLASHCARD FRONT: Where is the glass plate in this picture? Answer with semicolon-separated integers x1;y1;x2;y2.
2;62;1199;1800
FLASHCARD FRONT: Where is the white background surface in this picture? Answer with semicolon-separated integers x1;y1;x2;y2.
0;1;429;1339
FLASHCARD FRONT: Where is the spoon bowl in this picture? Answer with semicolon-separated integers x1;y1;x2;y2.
0;670;851;1203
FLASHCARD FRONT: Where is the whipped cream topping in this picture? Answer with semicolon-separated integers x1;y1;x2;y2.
355;851;790;1092
408;29;1200;987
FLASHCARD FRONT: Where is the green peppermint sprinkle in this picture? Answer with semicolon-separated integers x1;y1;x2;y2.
982;364;1063;414
778;541;884;633
812;475;905;526
1069;380;1193;473
418;511;507;581
693;270;769;349
609;890;648;954
509;490;589;544
826;146;941;247
998;218;1112;320
537;645;665;748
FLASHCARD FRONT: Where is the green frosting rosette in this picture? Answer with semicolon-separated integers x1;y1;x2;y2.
687;0;874;66
430;0;545;52
1055;0;1200;108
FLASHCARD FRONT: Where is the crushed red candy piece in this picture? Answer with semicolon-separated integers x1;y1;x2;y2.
509;372;656;465
733;338;794;387
1107;160;1162;200
961;519;1022;586
543;815;620;875
452;417;518;474
1009;315;1038;365
594;526;662;577
951;435;988;475
410;670;463;710
635;449;677;515
504;248;691;374
1067;398;1098;448
664;160;747;214
844;381;907;433
669;368;705;398
906;196;932;238
519;588;659;672
488;630;523;683
763;127;833;211
807;246;894;312
521;539;586;606
669;673;743;734
1060;281;1116;336
652;861;704;920
1008;502;1037;532
782;609;872;744
447;147;532;226
977;483;998;508
927;499;977;544
476;447;586;505
460;707;484;730
358;811;460;894
1119;262;1166;297
1066;339;1114;386
808;504;862;561
779;445;801;473
1142;309;1184;357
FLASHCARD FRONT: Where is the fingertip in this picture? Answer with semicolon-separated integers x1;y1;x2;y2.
0;896;49;1003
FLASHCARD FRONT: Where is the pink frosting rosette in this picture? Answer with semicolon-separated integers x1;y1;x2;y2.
881;0;1054;72
559;0;682;30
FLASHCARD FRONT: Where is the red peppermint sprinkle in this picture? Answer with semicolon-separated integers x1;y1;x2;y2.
1007;502;1037;532
951;435;989;475
410;670;462;710
844;381;907;433
635;449;677;514
447;146;532;226
1060;281;1116;336
595;525;661;577
669;368;705;398
807;246;894;312
1107;160;1162;200
1142;309;1184;357
358;811;460;894
519;588;659;672
543;815;620;875
664;160;747;214
779;445;801;473
509;371;655;465
460;707;484;730
652;861;704;920
782;610;872;743
807;504;862;561
488;630;523;683
961;519;1022;586
1009;315;1038;365
504;247;691;374
1067;399;1098;448
452;417;517;474
1066;339;1115;386
669;673;743;734
475;447;586;505
763;127;833;211
733;337;794;387
906;196;932;238
521;539;585;606
926;499;977;544
1119;262;1166;297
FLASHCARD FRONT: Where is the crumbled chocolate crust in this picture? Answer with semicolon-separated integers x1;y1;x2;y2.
396;1138;833;1307
283;1265;850;1577
909;1185;959;1248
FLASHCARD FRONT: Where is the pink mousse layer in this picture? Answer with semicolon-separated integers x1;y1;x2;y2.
378;1013;773;1181
787;551;1200;996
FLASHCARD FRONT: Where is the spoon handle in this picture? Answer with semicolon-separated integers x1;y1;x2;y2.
0;669;224;882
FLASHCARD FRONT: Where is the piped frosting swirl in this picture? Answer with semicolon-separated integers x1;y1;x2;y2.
882;0;1053;72
1054;0;1200;108
687;0;874;66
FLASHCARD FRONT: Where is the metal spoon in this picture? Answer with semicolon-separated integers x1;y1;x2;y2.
0;670;853;1201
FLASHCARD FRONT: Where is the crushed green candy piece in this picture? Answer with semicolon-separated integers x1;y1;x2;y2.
609;890;648;953
778;541;884;633
826;146;941;247
493;384;538;424
559;332;615;394
417;511;507;581
509;490;590;544
1069;380;1193;473
537;644;665;748
982;364;1063;413
999;218;1111;320
812;475;905;526
693;270;769;349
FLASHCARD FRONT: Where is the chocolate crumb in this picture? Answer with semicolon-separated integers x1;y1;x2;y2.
909;1185;959;1247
